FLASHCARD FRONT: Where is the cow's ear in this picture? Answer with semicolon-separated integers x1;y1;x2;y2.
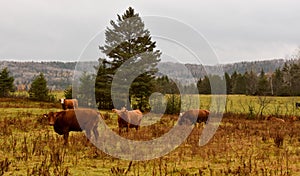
55;111;64;119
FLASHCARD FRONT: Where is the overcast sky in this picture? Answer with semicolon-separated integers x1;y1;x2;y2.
0;0;300;64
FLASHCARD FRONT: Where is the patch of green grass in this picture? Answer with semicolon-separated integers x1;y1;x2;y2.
193;94;300;117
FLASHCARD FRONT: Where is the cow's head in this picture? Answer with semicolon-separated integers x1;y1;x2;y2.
112;107;129;122
44;112;58;126
204;110;210;116
119;110;129;121
60;98;65;104
112;109;118;113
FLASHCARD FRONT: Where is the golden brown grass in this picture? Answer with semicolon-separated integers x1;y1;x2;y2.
1;97;300;175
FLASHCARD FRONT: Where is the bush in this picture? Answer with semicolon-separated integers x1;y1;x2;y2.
165;94;181;114
28;73;52;102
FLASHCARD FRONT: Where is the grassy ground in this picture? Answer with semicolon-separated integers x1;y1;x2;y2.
199;95;300;117
1;95;300;175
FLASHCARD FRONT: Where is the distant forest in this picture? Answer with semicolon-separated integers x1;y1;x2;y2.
0;61;95;91
0;58;299;96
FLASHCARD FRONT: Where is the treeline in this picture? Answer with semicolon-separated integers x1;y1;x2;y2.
69;58;300;98
0;67;56;102
0;61;96;91
0;59;288;92
196;61;300;96
147;60;300;97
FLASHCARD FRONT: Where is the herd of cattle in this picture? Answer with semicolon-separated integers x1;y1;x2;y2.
43;98;299;145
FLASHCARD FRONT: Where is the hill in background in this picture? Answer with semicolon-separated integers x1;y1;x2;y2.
0;61;95;90
0;59;290;90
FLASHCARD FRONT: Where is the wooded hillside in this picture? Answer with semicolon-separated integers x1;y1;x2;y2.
0;59;291;90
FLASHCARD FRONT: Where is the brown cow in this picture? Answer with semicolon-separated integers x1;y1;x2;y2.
266;116;285;123
178;109;210;125
61;99;78;110
112;108;143;134
44;108;100;144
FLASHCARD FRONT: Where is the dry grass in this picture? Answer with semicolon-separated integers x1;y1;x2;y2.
1;97;300;175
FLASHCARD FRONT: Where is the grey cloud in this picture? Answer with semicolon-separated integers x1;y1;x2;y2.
0;0;299;63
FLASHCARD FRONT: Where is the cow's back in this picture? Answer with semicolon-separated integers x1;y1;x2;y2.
62;99;78;110
73;109;100;129
128;110;143;125
197;109;209;118
180;109;209;125
54;109;99;132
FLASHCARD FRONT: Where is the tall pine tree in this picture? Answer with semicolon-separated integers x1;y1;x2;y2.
95;59;114;109
96;7;161;111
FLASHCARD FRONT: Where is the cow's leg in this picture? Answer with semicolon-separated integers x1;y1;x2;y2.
86;129;91;141
63;132;69;145
81;130;92;146
93;126;99;142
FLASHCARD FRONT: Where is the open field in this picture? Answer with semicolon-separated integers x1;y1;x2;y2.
11;92;300;117
152;94;300;117
197;95;300;117
1;95;300;175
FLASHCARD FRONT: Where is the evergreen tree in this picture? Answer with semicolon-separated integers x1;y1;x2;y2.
96;7;161;110
224;72;232;94
281;63;292;95
95;59;114;109
230;71;239;94
197;76;211;94
257;69;270;95
78;72;95;107
64;86;73;99
28;73;50;101
290;63;300;95
209;75;226;94
155;75;180;94
155;76;169;94
245;70;258;95
130;72;154;111
232;73;246;94
0;68;15;97
272;68;285;96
